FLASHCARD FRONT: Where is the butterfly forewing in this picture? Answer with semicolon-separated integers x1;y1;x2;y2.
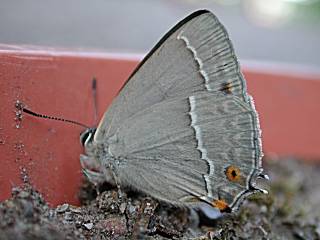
94;10;249;142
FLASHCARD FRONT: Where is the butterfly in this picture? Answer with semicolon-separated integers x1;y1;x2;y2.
79;10;268;218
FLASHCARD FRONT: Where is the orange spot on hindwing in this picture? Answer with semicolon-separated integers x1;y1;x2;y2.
212;199;231;213
225;165;241;182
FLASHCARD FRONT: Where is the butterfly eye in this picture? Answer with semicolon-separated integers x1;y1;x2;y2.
80;128;96;146
225;165;241;182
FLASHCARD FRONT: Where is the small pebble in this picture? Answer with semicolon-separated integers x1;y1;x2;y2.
128;205;136;214
83;222;94;230
119;203;126;213
56;203;69;213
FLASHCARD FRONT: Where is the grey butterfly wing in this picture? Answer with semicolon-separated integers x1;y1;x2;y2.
88;10;265;212
108;96;208;204
94;10;249;142
108;92;262;210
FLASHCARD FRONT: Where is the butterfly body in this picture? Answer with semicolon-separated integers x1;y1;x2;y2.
80;10;267;215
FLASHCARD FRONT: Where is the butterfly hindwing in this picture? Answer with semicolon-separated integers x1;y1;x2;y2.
105;92;261;210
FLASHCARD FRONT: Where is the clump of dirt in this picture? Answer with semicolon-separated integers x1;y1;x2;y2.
0;158;319;239
0;184;189;240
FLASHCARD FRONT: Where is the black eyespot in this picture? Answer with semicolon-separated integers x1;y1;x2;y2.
80;128;96;146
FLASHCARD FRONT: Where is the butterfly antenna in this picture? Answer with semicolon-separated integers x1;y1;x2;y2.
18;103;90;129
92;77;98;124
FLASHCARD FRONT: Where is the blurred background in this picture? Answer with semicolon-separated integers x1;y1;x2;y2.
1;0;320;70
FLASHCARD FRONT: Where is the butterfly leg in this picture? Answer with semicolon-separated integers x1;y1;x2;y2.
108;162;124;200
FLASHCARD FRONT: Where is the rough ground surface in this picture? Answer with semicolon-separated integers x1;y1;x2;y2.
0;158;319;240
